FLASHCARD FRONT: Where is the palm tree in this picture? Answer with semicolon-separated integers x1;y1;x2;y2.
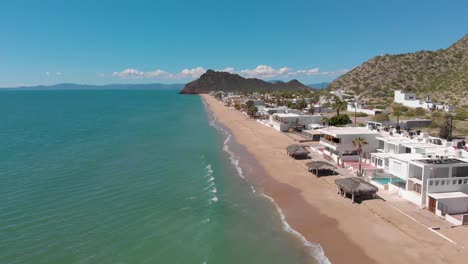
391;103;404;131
320;117;330;127
352;137;368;177
333;96;346;116
244;100;257;118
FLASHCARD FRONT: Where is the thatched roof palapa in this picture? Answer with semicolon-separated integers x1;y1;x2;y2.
335;177;378;196
286;144;301;154
306;161;336;171
286;144;309;159
294;147;310;156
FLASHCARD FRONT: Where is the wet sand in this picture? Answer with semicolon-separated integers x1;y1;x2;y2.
202;94;468;264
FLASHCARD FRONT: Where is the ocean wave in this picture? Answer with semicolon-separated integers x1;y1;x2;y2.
205;164;213;176
210;196;219;203
202;97;330;263
260;193;331;264
202;97;249;183
203;182;215;191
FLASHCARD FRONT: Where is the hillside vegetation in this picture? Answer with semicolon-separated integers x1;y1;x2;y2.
327;35;468;107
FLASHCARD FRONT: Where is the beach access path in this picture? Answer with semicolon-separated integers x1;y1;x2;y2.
202;94;468;264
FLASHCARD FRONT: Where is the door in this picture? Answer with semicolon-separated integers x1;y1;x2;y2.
428;197;436;213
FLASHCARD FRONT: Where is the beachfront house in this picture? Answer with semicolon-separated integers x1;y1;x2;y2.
386;155;468;225
367;131;468;225
316;127;380;165
269;113;322;132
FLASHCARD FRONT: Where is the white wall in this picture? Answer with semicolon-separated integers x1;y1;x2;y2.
399;189;423;206
347;104;383;116
388;158;409;180
435;197;468;215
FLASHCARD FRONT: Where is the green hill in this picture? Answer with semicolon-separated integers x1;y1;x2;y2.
327;35;468;106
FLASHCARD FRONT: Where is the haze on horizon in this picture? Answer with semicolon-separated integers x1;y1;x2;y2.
1;0;467;87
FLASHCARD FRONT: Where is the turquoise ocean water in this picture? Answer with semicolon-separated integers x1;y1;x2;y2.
0;90;324;264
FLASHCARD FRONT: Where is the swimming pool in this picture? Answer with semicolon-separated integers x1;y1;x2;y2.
373;177;391;185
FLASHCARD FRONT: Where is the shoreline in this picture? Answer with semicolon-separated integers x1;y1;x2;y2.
201;94;467;264
203;98;330;263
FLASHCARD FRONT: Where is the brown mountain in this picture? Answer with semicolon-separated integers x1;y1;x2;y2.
326;35;468;106
179;70;312;94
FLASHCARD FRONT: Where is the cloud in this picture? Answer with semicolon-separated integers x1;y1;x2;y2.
177;67;206;78
112;68;146;78
222;67;235;73
111;67;206;79
239;65;292;78
46;71;64;77
110;65;348;80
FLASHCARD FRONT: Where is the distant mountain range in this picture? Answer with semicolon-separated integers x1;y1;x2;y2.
1;83;185;90
179;70;312;94
306;82;329;89
327;35;468;106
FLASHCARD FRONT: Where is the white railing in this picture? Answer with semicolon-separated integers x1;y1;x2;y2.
428;176;468;187
320;138;339;148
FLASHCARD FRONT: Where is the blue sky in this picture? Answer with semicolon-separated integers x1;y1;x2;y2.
0;0;467;87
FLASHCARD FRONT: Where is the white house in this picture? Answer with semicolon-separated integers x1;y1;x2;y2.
394;90;455;112
269;113;322;132
347;101;386;116
387;155;468;225
317;127;380;165
368;131;468;225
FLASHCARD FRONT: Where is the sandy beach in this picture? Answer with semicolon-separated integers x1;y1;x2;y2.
202;94;468;264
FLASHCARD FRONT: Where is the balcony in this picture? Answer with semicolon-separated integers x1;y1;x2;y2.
320;138;340;150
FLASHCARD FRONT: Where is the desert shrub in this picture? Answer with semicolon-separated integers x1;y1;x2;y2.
329;114;352;126
354;112;369;117
431;111;444;118
373;113;390;122
454;108;468;121
413;107;427;117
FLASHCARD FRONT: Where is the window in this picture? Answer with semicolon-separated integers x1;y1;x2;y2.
435;181;439;186
429;181;433;186
431;167;450;178
453;167;468;177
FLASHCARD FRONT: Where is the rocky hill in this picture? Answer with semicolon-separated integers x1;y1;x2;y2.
179;70;312;94
327;35;468;106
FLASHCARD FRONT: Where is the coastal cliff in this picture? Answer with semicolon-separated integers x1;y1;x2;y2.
179;70;312;94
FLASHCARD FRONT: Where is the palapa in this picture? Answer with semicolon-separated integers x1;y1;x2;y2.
306;161;337;177
335;177;378;203
285;144;309;159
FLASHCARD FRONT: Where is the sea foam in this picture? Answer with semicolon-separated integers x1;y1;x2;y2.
202;97;331;264
260;193;331;264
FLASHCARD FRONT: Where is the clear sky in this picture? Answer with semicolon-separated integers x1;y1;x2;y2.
1;0;467;87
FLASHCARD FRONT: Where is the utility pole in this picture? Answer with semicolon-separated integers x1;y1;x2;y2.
354;102;357;127
449;114;453;141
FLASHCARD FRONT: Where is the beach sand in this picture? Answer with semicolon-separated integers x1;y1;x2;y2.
202;94;468;264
